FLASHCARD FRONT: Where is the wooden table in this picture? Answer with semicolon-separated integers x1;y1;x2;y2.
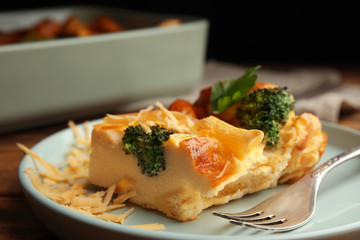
1;66;359;239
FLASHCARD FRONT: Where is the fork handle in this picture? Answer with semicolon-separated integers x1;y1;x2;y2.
312;145;360;178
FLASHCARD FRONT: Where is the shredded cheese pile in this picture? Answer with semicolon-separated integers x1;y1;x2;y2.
18;120;165;231
106;101;195;134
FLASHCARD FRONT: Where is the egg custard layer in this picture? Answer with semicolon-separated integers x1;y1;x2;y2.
89;103;327;222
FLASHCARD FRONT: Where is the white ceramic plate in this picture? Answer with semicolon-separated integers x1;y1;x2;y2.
18;120;360;240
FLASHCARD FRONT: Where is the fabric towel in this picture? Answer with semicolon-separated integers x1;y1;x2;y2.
121;60;360;123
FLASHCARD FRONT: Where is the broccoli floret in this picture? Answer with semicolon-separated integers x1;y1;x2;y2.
236;87;294;147
122;124;174;177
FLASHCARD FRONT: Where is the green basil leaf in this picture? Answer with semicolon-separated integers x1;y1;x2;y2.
210;65;261;114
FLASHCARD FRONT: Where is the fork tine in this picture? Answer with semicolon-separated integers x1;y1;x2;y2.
229;218;288;231
230;218;287;226
232;214;276;222
212;210;278;223
212;210;263;220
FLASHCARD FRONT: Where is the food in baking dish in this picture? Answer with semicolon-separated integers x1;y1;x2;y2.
0;14;180;46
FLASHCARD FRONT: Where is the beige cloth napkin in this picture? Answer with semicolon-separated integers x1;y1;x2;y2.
122;60;360;123
202;61;360;122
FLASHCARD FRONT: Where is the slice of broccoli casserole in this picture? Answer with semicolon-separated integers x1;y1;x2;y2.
89;67;327;222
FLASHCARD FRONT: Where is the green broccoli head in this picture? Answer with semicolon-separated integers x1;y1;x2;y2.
122;124;174;177
236;87;294;147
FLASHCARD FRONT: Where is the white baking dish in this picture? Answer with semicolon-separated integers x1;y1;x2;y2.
0;6;208;133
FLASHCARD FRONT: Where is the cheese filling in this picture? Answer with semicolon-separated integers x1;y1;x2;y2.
89;102;326;222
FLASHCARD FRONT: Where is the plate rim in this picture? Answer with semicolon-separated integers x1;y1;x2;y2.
18;120;360;240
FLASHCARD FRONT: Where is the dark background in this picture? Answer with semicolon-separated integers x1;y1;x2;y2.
1;1;359;66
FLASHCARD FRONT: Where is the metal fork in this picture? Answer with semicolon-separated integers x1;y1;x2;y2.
212;145;360;231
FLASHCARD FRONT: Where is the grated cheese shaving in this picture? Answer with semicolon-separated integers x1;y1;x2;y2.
139;122;152;134
155;101;179;126
128;105;154;126
186;115;195;128
105;114;137;123
113;189;137;205
130;223;166;231
19;120;166;231
103;184;116;206
97;208;134;224
71;196;105;208
146;120;155;126
18;143;61;176
89;204;126;214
